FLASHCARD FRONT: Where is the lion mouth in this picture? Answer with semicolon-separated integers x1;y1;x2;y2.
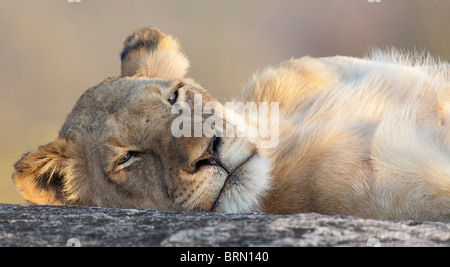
186;136;258;212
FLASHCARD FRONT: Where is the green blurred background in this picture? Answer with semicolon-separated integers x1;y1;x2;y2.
1;0;450;204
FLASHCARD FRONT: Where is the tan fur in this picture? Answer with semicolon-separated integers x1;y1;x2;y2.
12;27;450;222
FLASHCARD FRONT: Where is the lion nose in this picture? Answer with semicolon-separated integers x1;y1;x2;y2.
212;136;221;156
187;136;226;174
196;137;219;164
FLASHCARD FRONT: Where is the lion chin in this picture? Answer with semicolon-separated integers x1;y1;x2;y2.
12;27;450;223
211;153;272;213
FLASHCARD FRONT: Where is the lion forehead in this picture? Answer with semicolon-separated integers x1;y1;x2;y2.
59;78;180;138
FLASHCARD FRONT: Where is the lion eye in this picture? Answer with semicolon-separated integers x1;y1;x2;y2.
117;152;132;165
168;90;178;105
117;151;140;166
111;151;142;173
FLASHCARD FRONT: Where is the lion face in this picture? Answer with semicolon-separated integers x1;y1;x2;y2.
75;77;270;212
13;66;271;212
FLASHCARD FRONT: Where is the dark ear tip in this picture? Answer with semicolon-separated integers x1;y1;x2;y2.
120;27;189;78
120;27;166;61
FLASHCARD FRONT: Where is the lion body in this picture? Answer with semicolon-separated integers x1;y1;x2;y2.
12;28;450;222
244;55;450;221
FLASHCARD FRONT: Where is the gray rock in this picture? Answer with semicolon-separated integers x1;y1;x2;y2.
0;203;449;247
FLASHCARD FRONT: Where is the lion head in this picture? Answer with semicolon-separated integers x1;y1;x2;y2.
12;27;272;213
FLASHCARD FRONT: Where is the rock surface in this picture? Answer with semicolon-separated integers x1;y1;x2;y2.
0;203;449;247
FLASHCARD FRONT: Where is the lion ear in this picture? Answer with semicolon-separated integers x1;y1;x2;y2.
120;27;190;79
12;139;74;205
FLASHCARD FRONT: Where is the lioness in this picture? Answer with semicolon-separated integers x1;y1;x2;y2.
13;27;450;222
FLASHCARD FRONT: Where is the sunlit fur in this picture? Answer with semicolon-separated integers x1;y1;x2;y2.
242;50;450;221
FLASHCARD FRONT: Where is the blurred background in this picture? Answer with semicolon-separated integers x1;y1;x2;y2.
1;0;450;204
